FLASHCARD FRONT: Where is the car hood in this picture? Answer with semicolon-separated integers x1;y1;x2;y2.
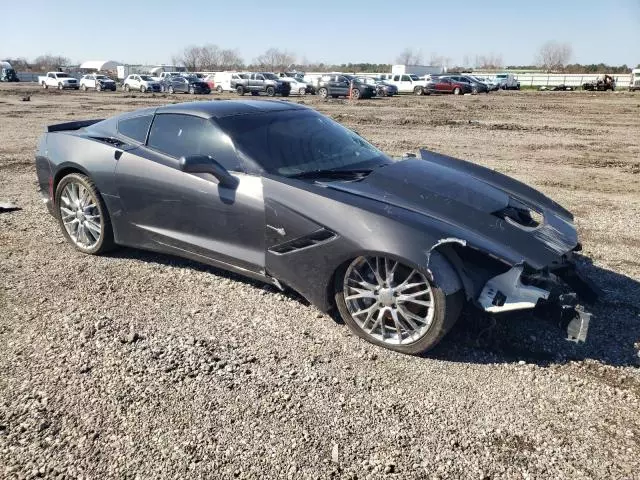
325;149;578;269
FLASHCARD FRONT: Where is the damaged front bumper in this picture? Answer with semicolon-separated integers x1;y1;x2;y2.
477;258;599;343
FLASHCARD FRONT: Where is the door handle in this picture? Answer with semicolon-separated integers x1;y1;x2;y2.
114;150;123;160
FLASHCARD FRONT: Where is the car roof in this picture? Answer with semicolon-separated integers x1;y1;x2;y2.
154;100;309;119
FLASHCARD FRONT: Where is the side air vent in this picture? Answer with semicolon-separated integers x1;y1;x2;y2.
90;136;128;148
269;229;337;255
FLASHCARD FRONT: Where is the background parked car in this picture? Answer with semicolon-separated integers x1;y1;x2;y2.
447;75;489;94
494;73;520;90
203;74;216;90
79;74;116;92
317;74;376;99
38;72;79;90
211;72;242;93
231;72;291;97
123;74;161;93
355;76;397;97
162;75;211;94
424;76;473;95
279;76;312;95
386;73;428;95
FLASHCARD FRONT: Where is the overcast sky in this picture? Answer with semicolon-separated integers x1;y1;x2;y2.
3;0;639;66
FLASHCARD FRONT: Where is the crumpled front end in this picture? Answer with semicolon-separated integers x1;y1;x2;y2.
476;250;599;343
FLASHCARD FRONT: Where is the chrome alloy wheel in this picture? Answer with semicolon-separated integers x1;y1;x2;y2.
343;256;435;345
59;182;102;250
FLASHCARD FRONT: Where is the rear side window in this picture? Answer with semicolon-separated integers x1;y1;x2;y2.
118;115;153;143
147;114;242;170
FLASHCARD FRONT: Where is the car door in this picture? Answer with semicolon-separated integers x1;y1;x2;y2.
114;112;266;275
335;76;350;96
437;77;452;93
131;75;140;90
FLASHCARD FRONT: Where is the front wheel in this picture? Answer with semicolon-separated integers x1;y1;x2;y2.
299;87;306;95
42;82;48;89
168;86;174;94
58;83;63;90
351;88;361;99
124;84;130;92
96;83;102;92
236;85;245;96
216;86;223;93
413;86;423;96
453;87;461;95
318;87;328;99
189;86;195;94
140;85;147;93
265;86;275;97
335;254;463;355
81;84;87;91
55;173;114;255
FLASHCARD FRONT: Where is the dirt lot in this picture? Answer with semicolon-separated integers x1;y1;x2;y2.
1;84;639;479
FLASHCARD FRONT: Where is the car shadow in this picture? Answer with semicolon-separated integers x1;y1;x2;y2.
107;248;639;367
105;248;310;305
430;257;640;367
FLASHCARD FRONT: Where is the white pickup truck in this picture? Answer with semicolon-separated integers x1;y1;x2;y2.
385;73;429;95
38;72;80;90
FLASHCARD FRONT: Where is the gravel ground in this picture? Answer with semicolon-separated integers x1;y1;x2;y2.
1;85;639;479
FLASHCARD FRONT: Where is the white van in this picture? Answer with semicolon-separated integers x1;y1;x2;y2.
212;72;242;93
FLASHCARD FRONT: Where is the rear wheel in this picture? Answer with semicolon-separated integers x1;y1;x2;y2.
96;83;102;92
124;84;130;92
42;82;48;89
58;83;63;90
299;87;306;95
216;86;223;93
335;254;463;355
351;88;361;99
189;86;195;94
453;87;461;95
318;87;328;99
81;84;87;91
168;86;174;94
55;173;114;255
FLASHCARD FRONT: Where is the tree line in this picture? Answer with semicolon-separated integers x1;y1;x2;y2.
4;42;637;74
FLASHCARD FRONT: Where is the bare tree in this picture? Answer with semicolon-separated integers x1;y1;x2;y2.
395;48;423;65
254;48;295;71
32;54;71;72
179;45;203;70
428;52;444;67
198;44;221;70
535;41;572;71
219;49;244;70
475;53;503;69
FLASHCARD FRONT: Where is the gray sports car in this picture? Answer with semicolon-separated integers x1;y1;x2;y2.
35;100;596;355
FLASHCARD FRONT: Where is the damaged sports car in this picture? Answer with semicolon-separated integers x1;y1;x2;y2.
35;100;597;355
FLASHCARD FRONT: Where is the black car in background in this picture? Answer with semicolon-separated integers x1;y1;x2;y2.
162;75;211;94
354;76;398;97
317;74;376;99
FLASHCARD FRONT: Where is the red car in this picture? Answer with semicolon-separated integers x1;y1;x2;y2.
204;75;216;91
424;76;473;95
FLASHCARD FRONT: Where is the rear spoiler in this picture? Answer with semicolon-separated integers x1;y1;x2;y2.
46;119;104;133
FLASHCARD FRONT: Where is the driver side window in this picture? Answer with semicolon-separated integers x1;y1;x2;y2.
147;114;243;171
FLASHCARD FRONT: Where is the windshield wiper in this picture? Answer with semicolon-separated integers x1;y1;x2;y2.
287;168;375;179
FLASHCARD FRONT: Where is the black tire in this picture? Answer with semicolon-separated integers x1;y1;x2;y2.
236;85;245;96
265;86;275;97
42;82;48;89
216;86;223;93
140;85;147;93
189;86;195;94
281;90;290;97
351;88;361;99
54;173;115;255
299;87;306;95
334;253;464;355
472;86;478;94
413;86;423;96
81;84;87;91
318;87;328;99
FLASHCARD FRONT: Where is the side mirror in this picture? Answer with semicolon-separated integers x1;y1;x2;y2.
179;155;239;189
